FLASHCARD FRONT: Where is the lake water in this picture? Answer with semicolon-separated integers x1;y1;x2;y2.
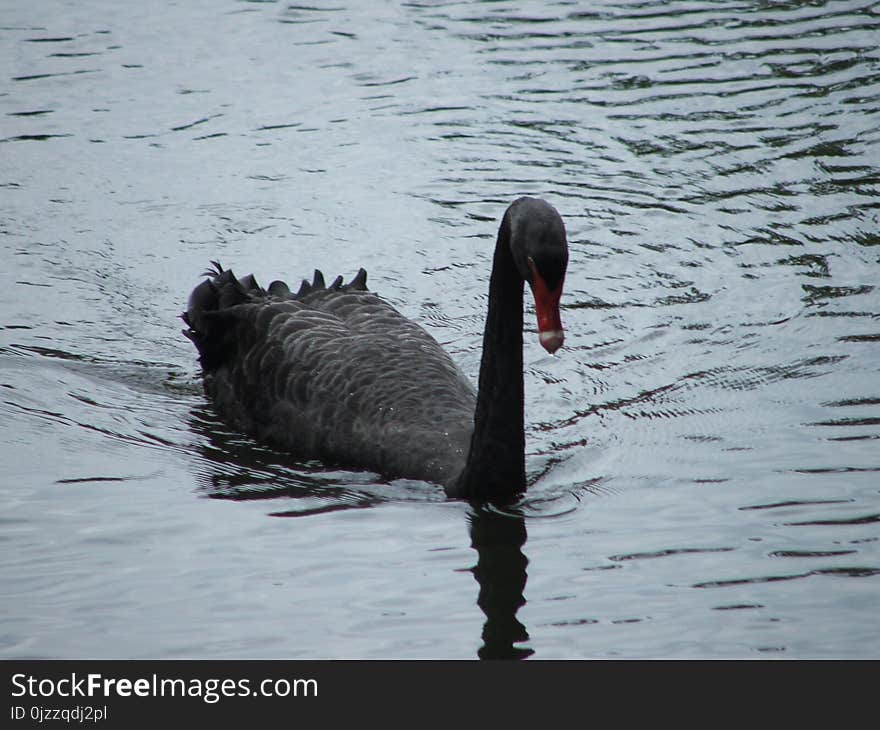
1;0;879;659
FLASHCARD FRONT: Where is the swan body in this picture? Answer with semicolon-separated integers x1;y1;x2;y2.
183;197;568;502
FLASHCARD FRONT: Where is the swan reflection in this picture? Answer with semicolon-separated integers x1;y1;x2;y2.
190;406;533;658
468;505;532;660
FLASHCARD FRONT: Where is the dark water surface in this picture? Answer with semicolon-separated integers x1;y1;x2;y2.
2;0;879;658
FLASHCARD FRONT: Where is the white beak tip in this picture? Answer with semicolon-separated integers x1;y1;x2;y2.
539;330;564;354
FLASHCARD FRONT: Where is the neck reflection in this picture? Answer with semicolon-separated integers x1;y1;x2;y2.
468;505;532;659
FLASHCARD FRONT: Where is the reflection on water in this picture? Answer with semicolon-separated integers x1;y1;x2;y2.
190;409;535;658
469;506;532;660
1;0;879;658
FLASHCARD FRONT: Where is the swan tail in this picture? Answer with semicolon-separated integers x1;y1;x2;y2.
182;264;262;371
182;262;370;370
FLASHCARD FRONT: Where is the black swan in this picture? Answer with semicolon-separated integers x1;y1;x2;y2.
183;197;568;502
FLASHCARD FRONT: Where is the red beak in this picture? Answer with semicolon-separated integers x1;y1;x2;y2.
528;258;564;354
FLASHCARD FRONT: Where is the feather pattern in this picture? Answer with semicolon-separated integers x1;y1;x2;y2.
183;264;476;486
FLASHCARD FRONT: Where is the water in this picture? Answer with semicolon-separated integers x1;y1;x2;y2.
1;0;879;659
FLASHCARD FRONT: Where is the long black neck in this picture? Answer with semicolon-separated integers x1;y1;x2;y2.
453;218;526;502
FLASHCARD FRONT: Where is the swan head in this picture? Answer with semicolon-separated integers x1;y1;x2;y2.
505;197;568;354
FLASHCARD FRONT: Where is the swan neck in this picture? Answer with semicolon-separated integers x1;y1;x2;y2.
453;220;526;501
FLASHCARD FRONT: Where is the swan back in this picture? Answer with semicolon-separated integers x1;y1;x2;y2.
183;265;476;486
